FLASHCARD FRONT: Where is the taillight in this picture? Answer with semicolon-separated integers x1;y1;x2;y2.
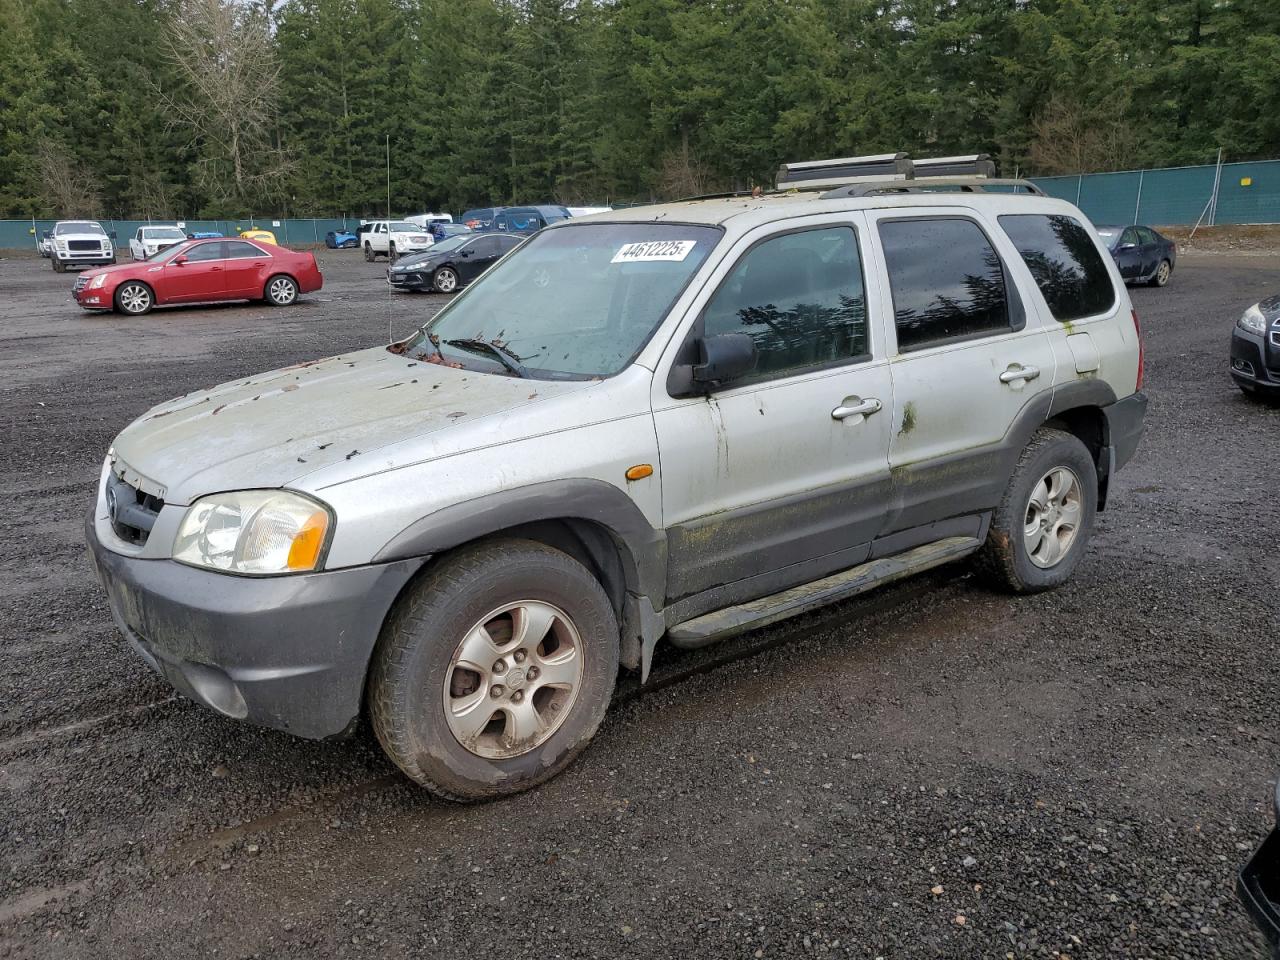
1131;308;1144;391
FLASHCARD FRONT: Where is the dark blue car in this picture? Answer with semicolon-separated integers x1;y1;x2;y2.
1095;224;1177;287
492;205;572;236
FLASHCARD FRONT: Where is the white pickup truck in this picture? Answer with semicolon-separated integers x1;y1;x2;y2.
361;220;435;261
47;220;116;272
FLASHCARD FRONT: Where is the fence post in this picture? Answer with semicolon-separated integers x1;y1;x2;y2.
1133;170;1144;224
1209;148;1224;227
1075;175;1083;206
312;219;319;245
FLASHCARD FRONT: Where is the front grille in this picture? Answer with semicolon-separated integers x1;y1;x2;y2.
105;472;163;546
68;239;103;252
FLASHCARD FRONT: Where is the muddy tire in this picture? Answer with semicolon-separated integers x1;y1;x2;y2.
1149;259;1171;287
369;539;618;801
974;428;1097;594
52;259;64;273
364;242;375;262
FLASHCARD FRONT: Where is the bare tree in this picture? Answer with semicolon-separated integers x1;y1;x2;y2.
159;0;293;208
33;140;103;217
1029;95;1137;175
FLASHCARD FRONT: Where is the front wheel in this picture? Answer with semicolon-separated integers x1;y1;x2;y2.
364;243;375;262
114;281;154;316
974;427;1097;593
1149;260;1171;287
264;274;298;306
369;539;619;801
433;266;459;293
52;259;64;273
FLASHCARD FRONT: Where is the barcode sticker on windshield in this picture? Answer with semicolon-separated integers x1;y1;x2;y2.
611;240;697;263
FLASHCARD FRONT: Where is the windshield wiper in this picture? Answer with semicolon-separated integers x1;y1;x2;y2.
442;338;531;379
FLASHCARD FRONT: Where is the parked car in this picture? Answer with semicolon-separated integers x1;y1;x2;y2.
188;231;224;240
238;227;278;245
386;233;523;293
566;206;613;217
493;205;572;235
362;220;435;261
429;222;472;242
1230;294;1280;399
129;225;188;261
458;207;506;230
1238;778;1280;958
48;220;116;273
325;228;360;249
36;229;54;258
72;237;321;316
1095;224;1176;287
85;165;1145;800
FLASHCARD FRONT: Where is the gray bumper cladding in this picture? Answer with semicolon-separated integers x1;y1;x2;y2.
85;510;426;739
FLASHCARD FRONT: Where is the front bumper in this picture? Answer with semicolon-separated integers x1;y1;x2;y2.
387;268;432;289
1239;782;1280;958
85;510;427;739
1231;327;1280;393
56;250;113;265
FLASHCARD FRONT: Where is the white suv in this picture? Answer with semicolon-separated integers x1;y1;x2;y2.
86;156;1146;800
362;220;434;261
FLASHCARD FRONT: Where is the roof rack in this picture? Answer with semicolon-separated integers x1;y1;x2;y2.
776;153;912;190
913;154;997;179
821;177;1046;199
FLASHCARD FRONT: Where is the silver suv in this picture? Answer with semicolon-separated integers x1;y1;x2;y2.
87;156;1147;800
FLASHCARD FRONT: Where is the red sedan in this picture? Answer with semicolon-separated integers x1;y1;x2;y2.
73;238;323;315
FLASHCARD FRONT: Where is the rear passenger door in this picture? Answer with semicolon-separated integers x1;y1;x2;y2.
654;218;894;616
868;211;1058;537
221;239;271;297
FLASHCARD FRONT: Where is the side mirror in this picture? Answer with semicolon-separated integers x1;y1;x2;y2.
692;333;757;389
173;256;188;266
1118;242;1136;251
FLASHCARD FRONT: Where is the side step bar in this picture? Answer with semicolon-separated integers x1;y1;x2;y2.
666;536;982;649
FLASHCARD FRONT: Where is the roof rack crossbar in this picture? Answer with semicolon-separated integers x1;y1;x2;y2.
819;177;1045;199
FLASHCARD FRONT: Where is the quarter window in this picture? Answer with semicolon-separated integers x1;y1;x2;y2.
702;226;869;381
879;218;1012;352
999;214;1117;322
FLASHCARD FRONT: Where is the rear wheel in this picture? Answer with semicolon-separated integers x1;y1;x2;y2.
264;274;298;306
433;266;459;293
114;281;154;316
364;242;375;262
1149;259;1171;287
389;243;398;262
974;428;1097;593
369;539;619;801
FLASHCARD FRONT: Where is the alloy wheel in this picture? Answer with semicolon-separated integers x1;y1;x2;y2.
268;277;297;305
118;283;151;314
1023;466;1083;569
442;600;584;760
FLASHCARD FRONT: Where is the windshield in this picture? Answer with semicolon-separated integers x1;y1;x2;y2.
390;222;418;233
399;222;721;379
55;222;104;236
145;227;186;240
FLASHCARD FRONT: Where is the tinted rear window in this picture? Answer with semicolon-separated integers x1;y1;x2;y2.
879;218;1013;352
999;214;1116;322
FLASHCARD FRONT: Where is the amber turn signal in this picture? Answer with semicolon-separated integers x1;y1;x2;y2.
625;464;654;481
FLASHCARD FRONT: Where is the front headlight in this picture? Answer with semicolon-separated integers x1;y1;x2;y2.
89;274;108;289
173;490;331;575
1239;304;1267;336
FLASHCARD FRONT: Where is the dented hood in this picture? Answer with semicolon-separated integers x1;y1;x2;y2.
111;346;587;504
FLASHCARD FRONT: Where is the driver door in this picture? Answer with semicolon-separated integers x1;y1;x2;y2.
1114;227;1142;280
157;241;227;302
457;236;501;282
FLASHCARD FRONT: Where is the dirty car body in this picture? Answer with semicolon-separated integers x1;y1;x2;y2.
87;181;1146;796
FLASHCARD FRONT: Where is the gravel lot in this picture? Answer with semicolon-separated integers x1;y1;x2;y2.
1;247;1278;959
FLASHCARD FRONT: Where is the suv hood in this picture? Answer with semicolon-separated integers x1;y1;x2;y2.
111;346;589;504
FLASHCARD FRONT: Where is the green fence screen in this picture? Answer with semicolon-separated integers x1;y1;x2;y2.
0;217;364;252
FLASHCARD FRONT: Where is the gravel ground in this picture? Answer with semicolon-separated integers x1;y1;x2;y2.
0;248;1277;959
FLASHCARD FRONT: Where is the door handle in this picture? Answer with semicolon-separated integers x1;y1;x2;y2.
831;397;882;421
999;364;1040;384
